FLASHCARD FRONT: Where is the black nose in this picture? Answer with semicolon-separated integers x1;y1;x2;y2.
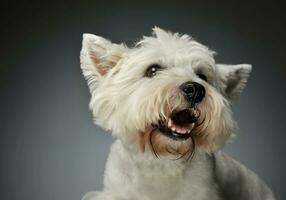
180;81;205;105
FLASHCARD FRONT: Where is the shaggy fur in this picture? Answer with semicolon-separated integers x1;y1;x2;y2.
80;27;275;200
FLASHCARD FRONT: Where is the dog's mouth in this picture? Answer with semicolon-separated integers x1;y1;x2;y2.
155;108;199;141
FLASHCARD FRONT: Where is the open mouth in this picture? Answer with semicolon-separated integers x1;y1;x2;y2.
156;109;199;140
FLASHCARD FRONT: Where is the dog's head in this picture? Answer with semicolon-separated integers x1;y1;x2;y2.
80;27;251;158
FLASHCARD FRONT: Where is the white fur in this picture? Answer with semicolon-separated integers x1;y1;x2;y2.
80;27;275;200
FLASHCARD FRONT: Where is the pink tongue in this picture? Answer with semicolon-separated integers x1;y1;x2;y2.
177;123;194;133
168;119;194;134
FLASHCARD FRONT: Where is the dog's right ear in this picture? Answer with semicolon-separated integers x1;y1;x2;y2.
217;64;252;100
80;34;127;92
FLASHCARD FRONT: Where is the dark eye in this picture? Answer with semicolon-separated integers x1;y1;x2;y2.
145;64;162;78
196;73;208;82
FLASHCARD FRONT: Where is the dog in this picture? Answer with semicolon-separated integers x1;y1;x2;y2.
80;27;275;200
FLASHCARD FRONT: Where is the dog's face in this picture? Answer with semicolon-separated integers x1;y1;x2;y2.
80;27;251;158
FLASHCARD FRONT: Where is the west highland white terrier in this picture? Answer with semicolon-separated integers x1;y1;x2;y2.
80;27;275;200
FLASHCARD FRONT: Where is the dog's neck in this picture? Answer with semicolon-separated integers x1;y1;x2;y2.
132;151;187;178
120;139;209;178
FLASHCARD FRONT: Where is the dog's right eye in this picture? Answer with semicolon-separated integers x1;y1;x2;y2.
196;73;208;82
145;64;162;78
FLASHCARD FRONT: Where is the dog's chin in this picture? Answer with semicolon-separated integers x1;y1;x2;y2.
154;108;199;141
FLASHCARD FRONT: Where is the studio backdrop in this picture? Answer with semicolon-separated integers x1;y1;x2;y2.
0;1;285;200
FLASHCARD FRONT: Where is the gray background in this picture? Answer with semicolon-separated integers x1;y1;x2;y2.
0;0;285;199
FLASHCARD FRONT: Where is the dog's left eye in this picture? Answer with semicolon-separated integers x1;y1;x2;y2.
145;64;162;78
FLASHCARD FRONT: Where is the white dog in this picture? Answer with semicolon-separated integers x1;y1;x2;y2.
80;27;275;200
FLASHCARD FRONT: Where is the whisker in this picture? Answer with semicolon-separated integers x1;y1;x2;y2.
149;129;159;158
186;135;196;161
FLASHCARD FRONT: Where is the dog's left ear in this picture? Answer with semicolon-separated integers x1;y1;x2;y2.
80;33;127;92
217;64;252;99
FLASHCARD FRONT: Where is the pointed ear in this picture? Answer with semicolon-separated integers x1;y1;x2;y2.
80;33;126;92
217;64;252;99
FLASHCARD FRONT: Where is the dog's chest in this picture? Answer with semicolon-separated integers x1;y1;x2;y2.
106;141;220;200
131;154;219;200
136;173;182;200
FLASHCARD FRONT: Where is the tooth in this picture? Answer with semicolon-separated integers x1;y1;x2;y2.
172;127;176;132
188;123;194;129
193;110;199;117
168;119;172;127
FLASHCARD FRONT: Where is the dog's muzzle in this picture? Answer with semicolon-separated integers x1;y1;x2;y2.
153;82;205;141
